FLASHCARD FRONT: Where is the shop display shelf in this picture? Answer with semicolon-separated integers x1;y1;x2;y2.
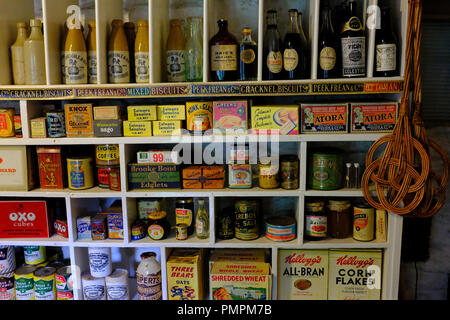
214;237;300;249
302;237;389;249
129;232;211;247
73;238;126;247
0;234;69;246
304;188;365;197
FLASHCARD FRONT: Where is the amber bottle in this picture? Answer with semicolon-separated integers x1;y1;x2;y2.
135;20;149;83
166;19;186;82
86;21;97;84
63;19;88;84
108;19;130;83
209;19;238;81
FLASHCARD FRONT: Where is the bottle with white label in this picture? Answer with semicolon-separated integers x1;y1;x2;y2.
10;22;28;85
135;20;149;83
87;21;97;84
374;7;398;77
209;19;238;81
263;10;283;80
136;252;162;300
340;0;366;78
62;17;87;84
166;19;186;82
23;19;46;85
108;19;130;83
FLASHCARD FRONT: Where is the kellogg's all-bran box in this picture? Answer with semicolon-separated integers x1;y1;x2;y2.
328;249;382;300
278;250;328;300
301;103;348;133
350;102;398;133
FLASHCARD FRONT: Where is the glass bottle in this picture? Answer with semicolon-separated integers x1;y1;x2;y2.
195;199;209;239
175;198;195;236
124;22;136;83
374;7;398;77
318;5;339;79
108;19;130;83
166;19;186;82
305;201;328;241
136;252;162;300
283;9;307;79
62;17;87;84
135;20;149;83
209;19;238;82
340;0;366;77
185;17;203;82
10;22;28;85
24;19;46;85
87;21;97;84
263;10;283;80
216;206;235;240
239;27;257;81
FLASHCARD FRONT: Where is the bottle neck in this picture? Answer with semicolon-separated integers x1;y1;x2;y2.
29;26;43;38
287;11;300;33
241;33;253;43
267;13;278;28
189;21;200;38
349;1;357;18
218;22;228;34
380;9;392;32
17;27;28;41
321;8;333;33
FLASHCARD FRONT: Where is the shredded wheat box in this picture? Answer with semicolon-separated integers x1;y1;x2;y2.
328;249;382;300
278;250;328;300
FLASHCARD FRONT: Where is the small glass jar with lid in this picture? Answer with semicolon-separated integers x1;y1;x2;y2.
304;201;327;241
258;157;279;189
327;200;352;239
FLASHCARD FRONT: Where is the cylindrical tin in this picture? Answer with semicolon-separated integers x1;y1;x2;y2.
0;272;15;300
23;246;46;265
280;155;299;190
353;202;375;242
0;246;16;274
309;149;344;190
0;108;15;137
37;146;65;189
46;110;66;137
109;167;121;191
235;200;259;240
175;223;188;240
95;144;120;165
91;214;107;240
82;272;106;300
14;265;37;300
105;268;129;300
131;220;147;241
88;247;112;278
138;199;161;220
67;157;94;190
14;115;22;138
33;266;56;300
55;266;73;300
265;216;297;242
96;165;114;188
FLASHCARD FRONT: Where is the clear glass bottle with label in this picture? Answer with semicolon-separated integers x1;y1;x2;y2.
263;10;283;80
63;17;87;84
87;21;97;84
209;19;238;82
185;17;203;82
318;5;339;79
135;20;149;83
10;22;28;85
239;28;257;81
136;252;162;300
374;7;398;77
124;22;136;83
24;19;46;85
166;19;186;82
108;19;130;83
283;9;308;80
195;199;209;239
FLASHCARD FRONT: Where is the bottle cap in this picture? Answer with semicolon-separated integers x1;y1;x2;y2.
29;19;42;27
112;19;123;27
140;252;156;260
170;19;181;26
137;20;148;27
17;22;27;28
124;22;135;29
242;27;252;35
88;21;96;28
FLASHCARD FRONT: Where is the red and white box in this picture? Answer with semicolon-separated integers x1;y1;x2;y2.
0;201;52;238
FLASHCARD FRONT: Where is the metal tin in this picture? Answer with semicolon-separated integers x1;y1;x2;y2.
0;246;16;274
0;272;15;300
23;246;46;265
33;266;56;300
309;149;343;190
353;202;375;242
138;199;161;220
95;144;120;165
14;115;22;138
131;219;147;241
96;165;117;188
67;157;94;190
37;146;65;189
46;110;66;137
228;164;252;188
14;265;37;300
82;272;106;300
235;200;259;240
55;266;73;300
109;167;121;191
91;214;107;240
265;216;296;242
280;155;299;190
176;223;188;240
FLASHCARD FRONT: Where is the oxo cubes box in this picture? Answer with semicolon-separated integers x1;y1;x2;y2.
0;201;52;238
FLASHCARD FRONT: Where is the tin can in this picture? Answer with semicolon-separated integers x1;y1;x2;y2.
14;265;37;300
138;199;161;220
46;110;66;138
176;223;188;240
14;115;22;138
55;266;73;300
23;246;46;265
353;202;375;242
0;246;16;274
88;247;112;278
109;167;121;191
0;272;15;300
258;159;279;189
280;155;299;190
37;146;65;189
105;268;129;300
131;220;147;241
91;214;107;240
309;148;343;190
67;157;94;190
0;108;15;137
82;272;106;300
235;200;260;240
95;144;120;165
33;266;56;300
96;165;115;188
265;216;296;242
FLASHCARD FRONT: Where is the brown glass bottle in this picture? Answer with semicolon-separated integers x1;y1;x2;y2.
209;19;238;81
239;28;257;81
283;9;308;79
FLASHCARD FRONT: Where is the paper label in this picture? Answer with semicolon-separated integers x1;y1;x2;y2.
108;51;130;83
376;44;396;72
211;45;237;71
167;50;185;81
62;51;88;84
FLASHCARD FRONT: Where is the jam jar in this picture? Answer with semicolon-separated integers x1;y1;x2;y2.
147;211;171;240
304;201;327;241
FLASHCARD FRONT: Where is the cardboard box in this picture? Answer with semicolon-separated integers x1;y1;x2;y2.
157;105;186;120
186;101;213;132
300;103;348;133
64;103;94;137
0;146;35;191
213;100;248;133
182;166;225;189
0;201;52;238
328;249;382;300
93;106;121;120
30;117;47;138
123;121;152;137
128;163;181;189
77;216;91;240
127;105;157;121
278;250;328;300
93;119;123;137
350;102;398;133
152;121;182;136
100;210;123;240
137;150;179;164
251;105;299;135
167;249;204;300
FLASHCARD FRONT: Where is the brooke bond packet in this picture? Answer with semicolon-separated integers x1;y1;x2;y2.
301;103;348;133
350;102;398;133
